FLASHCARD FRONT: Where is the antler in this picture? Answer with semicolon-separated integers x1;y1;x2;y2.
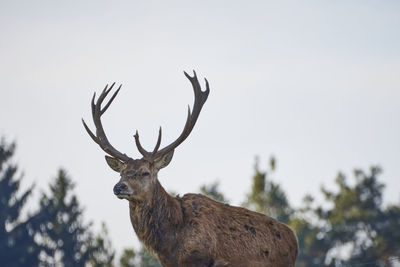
82;83;132;162
134;70;210;162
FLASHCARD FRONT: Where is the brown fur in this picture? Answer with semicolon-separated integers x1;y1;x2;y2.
127;178;298;267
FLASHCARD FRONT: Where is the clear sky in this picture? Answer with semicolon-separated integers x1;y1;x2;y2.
1;0;399;254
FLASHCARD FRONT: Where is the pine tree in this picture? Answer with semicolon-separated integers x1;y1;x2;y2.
288;195;329;267
139;246;162;267
119;246;162;267
292;166;400;266
89;223;115;267
243;156;292;223
315;167;400;266
0;139;41;266
37;169;113;266
119;248;137;267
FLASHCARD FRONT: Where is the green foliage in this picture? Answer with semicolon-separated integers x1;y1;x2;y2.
139;246;162;267
291;166;400;266
289;217;327;267
0;139;41;266
243;156;292;223
119;248;136;267
89;223;115;267
314;167;400;266
241;156;400;266
119;246;163;267
36;169;92;266
36;169;114;267
200;180;228;203
289;196;329;267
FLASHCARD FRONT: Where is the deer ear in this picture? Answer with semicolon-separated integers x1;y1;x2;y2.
154;150;174;170
105;156;125;173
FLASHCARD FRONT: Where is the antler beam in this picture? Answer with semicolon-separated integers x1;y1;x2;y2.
134;70;210;161
82;83;132;162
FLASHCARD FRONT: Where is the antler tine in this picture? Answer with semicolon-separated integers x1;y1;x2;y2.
148;70;209;160
96;83;114;113
82;118;99;145
134;130;151;158
82;84;132;162
134;127;163;161
152;127;162;155
183;70;210;133
101;84;122;115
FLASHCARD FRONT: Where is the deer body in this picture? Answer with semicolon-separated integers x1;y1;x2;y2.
129;182;297;266
82;71;298;266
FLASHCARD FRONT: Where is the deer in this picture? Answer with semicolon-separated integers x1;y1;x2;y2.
82;71;298;267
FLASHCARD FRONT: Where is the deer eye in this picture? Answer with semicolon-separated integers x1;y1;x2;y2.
141;172;150;176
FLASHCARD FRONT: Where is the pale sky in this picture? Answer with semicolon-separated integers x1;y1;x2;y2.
1;0;399;254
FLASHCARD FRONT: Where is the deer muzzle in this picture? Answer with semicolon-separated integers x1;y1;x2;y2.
113;182;127;196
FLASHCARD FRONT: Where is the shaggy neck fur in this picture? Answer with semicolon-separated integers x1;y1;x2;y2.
129;179;183;257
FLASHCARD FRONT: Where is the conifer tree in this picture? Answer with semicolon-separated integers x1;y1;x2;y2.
37;169;113;266
292;167;400;266
139;246;162;267
119;246;163;267
119;248;137;267
288;195;329;267
89;223;115;267
0;139;41;266
243;156;292;223
315;167;400;265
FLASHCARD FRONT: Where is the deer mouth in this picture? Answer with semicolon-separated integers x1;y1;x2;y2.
114;189;133;199
116;193;131;199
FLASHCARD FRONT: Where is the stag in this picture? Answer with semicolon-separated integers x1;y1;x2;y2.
82;71;298;267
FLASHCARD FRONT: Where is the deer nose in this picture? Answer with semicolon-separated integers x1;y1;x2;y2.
113;183;127;195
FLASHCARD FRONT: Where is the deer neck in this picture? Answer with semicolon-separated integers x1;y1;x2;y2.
128;179;183;254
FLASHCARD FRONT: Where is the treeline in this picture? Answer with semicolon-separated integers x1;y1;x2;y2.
1;138;399;266
233;158;400;266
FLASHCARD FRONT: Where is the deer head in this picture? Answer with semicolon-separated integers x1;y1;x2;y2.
82;71;209;202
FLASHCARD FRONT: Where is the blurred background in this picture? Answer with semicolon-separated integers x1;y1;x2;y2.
1;0;399;266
